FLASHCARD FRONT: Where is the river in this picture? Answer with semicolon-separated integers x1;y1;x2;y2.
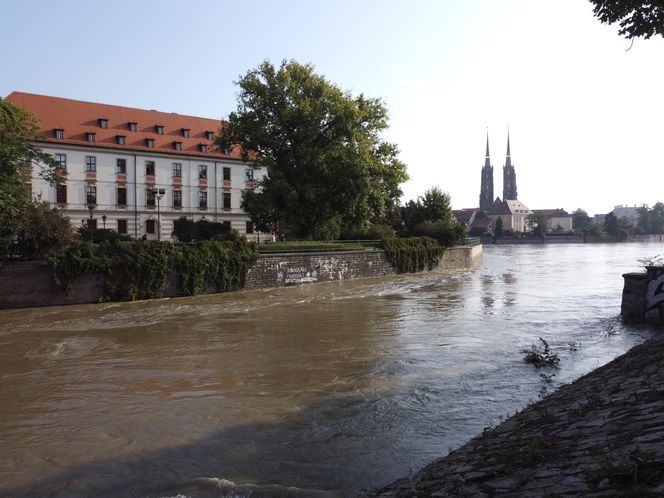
0;243;661;497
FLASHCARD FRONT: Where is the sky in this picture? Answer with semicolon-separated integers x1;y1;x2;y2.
2;0;663;215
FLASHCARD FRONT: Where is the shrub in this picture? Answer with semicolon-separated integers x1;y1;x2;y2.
7;201;75;260
76;226;132;243
382;236;443;273
412;220;465;247
522;337;560;368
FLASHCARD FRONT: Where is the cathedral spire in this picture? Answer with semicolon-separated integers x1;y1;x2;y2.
503;128;517;200
479;129;494;212
484;130;491;167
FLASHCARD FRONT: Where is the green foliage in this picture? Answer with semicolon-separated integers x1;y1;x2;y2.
401;187;464;246
589;0;664;40
493;216;504;241
257;241;377;253
468;225;487;237
172;217;232;242
75;226;132;243
381;237;443;273
218;59;408;238
411;220;466;248
604;212;634;241
637;202;664;235
527;213;549;238
0;98;69;261
522;337;560;369
572;208;592;232
51;239;258;300
312;215;341;241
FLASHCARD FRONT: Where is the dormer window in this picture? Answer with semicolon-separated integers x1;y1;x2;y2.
182;128;190;138
54;128;64;139
99;118;108;129
199;143;208;153
173;141;182;151
156;125;164;135
145;138;155;148
117;135;126;145
205;131;214;140
128;122;137;132
86;132;96;143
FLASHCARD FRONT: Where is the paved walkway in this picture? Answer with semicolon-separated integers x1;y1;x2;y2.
368;332;664;497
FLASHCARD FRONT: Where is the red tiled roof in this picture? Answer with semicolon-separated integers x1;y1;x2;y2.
4;91;243;161
453;208;477;223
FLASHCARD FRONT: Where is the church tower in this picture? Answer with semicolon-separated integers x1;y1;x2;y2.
503;130;518;200
479;132;494;212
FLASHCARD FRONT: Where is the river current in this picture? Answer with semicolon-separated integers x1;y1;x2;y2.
0;243;661;497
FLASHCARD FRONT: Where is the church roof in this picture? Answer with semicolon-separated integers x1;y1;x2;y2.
491;198;531;215
532;209;571;218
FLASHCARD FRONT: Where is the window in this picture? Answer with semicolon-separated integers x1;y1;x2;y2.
146;219;155;234
198;165;207;179
99;118;108;129
182;128;190;138
172;163;182;177
146;189;156;207
116;158;127;174
86;132;96;143
173;141;182;151
145;161;155;176
223;167;231;181
86;185;97;205
245;168;254;181
56;184;67;204
205;131;214;140
156;125;164;135
199;144;208;153
54;128;64;139
145;138;155;148
246;221;254;234
54;153;67;170
85;156;96;172
199;190;207;209
117;135;126;145
173;190;182;208
117;187;127;205
128;122;137;132
117;219;128;234
223;192;231;209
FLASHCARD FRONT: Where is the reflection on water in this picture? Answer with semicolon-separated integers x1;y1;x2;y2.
0;243;661;497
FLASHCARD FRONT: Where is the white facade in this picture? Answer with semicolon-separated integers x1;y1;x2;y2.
33;143;262;241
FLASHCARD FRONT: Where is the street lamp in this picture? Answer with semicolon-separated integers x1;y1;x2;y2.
102;214;107;229
87;204;95;242
153;188;165;241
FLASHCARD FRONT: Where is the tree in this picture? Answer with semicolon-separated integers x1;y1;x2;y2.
1;98;69;259
637;202;664;234
493;216;504;241
217;60;408;239
527;213;549;238
589;1;664;40
572;208;592;231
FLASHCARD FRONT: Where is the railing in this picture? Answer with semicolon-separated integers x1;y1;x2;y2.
458;237;481;246
257;239;382;253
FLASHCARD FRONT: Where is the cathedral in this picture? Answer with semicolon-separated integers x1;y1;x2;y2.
479;130;517;211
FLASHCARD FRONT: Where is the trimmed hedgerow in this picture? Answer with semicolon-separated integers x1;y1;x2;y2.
381;236;443;273
51;238;257;301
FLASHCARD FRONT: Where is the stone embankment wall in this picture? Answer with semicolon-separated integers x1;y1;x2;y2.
243;250;397;289
369;332;664;497
0;245;482;309
622;267;664;325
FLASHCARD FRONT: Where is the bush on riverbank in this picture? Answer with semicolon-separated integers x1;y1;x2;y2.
51;238;258;300
381;236;443;273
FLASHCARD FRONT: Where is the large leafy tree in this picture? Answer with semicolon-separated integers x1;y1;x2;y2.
572;208;593;231
527;213;549;238
217;60;408;239
401;187;464;247
589;0;664;40
637;202;664;234
0;98;70;259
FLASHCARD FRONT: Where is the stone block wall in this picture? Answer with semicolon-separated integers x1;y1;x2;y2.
436;244;483;270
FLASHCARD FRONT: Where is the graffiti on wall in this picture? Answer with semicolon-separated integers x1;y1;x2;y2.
646;273;664;310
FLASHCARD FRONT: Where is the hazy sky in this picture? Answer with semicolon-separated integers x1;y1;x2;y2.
2;0;662;215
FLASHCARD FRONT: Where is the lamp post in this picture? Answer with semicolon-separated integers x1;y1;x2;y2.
87;205;95;242
154;188;165;241
102;214;107;229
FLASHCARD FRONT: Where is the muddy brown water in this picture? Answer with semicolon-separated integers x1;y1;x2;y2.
0;243;660;497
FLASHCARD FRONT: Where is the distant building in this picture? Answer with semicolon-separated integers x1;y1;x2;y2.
489;198;532;232
593;214;608;224
611;205;644;224
532;209;573;232
453;208;478;227
502;131;517;201
478;133;494;212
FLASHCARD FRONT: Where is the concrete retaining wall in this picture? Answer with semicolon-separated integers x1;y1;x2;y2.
622;267;664;325
0;245;483;309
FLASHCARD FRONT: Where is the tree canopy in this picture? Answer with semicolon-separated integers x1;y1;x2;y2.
527;213;549;238
589;0;664;39
217;60;408;239
572;208;593;231
637;202;664;234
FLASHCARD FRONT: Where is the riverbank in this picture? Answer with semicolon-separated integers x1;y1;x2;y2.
368;330;664;497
